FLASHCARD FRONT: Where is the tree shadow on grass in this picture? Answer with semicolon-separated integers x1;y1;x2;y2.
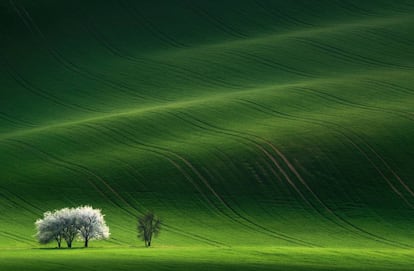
32;247;87;250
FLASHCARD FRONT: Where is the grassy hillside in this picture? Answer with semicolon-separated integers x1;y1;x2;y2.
1;0;414;269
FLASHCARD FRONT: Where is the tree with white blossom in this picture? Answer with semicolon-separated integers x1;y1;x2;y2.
75;206;110;248
35;211;63;248
57;207;78;248
35;206;110;248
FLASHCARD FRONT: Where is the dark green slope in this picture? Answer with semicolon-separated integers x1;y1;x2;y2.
1;0;414;249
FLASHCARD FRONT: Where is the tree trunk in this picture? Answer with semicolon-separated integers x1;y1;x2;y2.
148;240;151;247
85;238;89;248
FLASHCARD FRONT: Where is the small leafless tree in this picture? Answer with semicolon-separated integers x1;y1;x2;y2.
137;212;161;247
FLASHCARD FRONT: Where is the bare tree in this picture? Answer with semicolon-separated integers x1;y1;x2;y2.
137;212;161;247
75;206;110;248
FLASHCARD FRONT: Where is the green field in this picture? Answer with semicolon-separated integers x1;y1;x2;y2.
1;0;414;270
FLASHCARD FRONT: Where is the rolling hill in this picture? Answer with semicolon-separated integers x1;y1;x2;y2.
1;0;414;270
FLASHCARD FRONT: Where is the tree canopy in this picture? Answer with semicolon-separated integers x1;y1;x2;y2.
137;212;161;247
35;206;110;248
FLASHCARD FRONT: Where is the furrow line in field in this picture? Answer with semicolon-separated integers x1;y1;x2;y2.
164;111;319;246
238;101;413;248
187;159;317;247
187;55;254;87
81;21;178;93
0;116;25;129
183;0;247;39
163;144;317;246
266;140;342;212
237;98;414;247
95;20;244;89
294;37;414;70
0;54;103;113
365;28;414;48
293;36;380;67
5;138;139;219
11;1;165;103
202;153;302;230
333;0;378;16
101;116;315;246
81;122;229;247
169;110;320;211
251;144;372;244
163;111;295;201
0;112;35;127
84;21;125;59
230;4;272;31
240;98;414;206
298;87;414;122
8;0;35;35
108;164;227;246
351;30;394;48
145;59;245;90
101;119;259;228
117;0;187;48
363;79;414;96
0;112;35;128
112;158;152;203
83;19;244;91
0;190;40;216
265;138;414;242
1;63;412;141
360;140;414;198
239;98;414;202
3;138;167;245
161;223;226;247
317;143;414;247
0;231;34;245
355;28;414;50
252;0;314;27
12;140;126;212
345;139;414;207
221;50;315;78
254;156;298;201
177;105;412;248
85;122;223;218
103;236;126;246
0;185;44;214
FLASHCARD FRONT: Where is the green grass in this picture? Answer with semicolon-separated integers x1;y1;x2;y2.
1;0;414;270
2;247;414;271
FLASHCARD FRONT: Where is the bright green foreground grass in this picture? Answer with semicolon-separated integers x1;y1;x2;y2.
2;247;414;271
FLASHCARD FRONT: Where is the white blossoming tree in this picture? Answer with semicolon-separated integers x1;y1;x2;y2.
75;206;110;248
35;206;110;248
35;211;63;248
57;207;79;248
